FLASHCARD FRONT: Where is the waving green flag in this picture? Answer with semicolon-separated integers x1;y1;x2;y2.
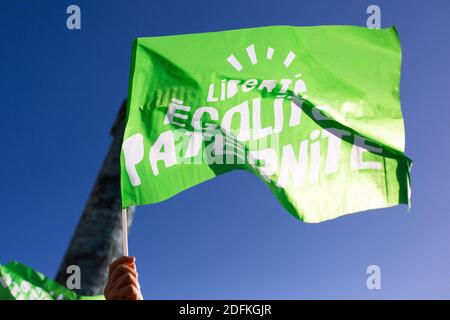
0;262;104;300
120;25;411;222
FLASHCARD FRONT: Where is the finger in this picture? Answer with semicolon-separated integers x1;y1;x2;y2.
104;281;110;297
110;264;137;286
108;256;135;277
114;272;139;291
104;277;115;298
110;285;141;300
109;264;138;284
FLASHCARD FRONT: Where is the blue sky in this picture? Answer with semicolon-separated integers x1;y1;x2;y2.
1;0;449;299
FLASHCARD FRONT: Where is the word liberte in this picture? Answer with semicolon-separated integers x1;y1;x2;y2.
122;77;382;189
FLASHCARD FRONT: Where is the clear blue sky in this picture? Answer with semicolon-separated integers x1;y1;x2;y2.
1;0;449;299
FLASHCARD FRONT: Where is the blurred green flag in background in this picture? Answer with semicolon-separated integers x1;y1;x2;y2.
0;262;104;300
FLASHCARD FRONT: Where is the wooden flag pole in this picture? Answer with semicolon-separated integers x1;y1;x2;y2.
121;208;129;256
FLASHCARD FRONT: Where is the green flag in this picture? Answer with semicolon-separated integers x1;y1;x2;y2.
0;261;104;300
120;25;411;222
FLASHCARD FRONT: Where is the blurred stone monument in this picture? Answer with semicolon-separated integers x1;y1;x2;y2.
55;100;135;295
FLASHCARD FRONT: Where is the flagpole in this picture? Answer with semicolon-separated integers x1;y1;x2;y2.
121;207;129;256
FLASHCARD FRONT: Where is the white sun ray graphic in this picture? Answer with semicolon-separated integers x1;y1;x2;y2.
226;44;297;71
226;55;243;71
266;47;274;60
283;51;296;67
